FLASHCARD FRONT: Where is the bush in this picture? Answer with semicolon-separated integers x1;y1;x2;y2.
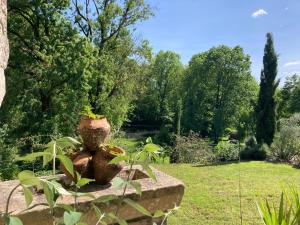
170;132;214;164
240;136;267;160
154;125;174;146
0;125;19;180
268;114;300;163
214;141;239;161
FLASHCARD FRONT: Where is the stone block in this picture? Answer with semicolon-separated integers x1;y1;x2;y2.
0;166;184;225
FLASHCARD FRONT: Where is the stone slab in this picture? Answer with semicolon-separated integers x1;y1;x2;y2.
0;166;184;225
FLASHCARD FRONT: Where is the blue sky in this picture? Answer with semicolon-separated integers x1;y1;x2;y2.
136;0;300;83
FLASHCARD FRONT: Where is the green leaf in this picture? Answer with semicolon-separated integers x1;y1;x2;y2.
57;204;74;212
93;195;117;204
18;171;40;187
91;203;102;218
22;185;33;207
141;164;157;181
108;155;128;165
63;211;82;225
107;213;127;225
145;137;152;143
129;181;142;196
42;181;55;208
123;198;151;217
143;143;161;153
56;137;81;149
153;210;165;218
16;152;52;162
112;177;126;189
57;154;74;177
43;141;56;166
6;216;23;225
46;180;71;196
76;178;95;188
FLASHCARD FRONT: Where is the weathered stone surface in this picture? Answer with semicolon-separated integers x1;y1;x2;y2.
0;0;8;105
0;166;184;225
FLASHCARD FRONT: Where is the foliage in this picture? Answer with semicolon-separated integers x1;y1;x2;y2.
130;50;184;129
153;125;174;146
80;106;104;119
182;45;258;140
278;74;300;118
17;137;80;176
255;33;279;146
170;132;214;164
214;141;239;162
257;187;300;225
1;0;153;144
268;114;300;163
240;136;267;160
0;125;19;180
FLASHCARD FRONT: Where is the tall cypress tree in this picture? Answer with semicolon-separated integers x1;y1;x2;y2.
256;33;279;145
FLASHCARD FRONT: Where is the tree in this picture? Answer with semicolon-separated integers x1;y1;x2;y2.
278;74;300;118
1;0;153;141
255;33;279;145
3;0;91;137
71;0;153;129
183;45;258;141
130;51;184;128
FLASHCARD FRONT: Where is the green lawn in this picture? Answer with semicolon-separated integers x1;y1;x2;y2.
155;162;300;225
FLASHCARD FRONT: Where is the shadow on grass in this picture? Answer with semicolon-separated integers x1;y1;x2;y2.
191;160;240;168
260;160;300;169
191;159;300;170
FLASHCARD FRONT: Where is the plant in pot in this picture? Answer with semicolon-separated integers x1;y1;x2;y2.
79;106;111;151
61;106;126;185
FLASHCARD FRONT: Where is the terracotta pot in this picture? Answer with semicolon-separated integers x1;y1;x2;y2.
93;145;125;185
79;116;111;151
60;151;94;182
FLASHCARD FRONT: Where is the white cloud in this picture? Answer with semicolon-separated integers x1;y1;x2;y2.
252;9;268;18
285;7;289;11
284;61;300;67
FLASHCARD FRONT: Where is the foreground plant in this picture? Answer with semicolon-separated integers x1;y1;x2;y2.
1;136;179;225
257;187;300;225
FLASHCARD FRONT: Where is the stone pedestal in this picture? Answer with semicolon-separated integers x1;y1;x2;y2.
0;0;9;105
0;166;184;225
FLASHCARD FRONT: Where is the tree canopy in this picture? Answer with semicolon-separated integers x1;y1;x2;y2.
182;45;258;141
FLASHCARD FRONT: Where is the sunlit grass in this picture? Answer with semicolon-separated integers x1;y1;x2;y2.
155;162;300;225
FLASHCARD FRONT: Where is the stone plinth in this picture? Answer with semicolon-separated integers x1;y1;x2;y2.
0;0;9;105
0;166;184;225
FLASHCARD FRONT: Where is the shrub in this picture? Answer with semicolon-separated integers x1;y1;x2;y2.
240;136;267;160
214;141;239;161
268;114;300;163
0;125;19;180
170;132;214;164
154;125;174;146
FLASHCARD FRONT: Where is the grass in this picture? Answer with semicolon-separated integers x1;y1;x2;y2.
155;162;300;225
